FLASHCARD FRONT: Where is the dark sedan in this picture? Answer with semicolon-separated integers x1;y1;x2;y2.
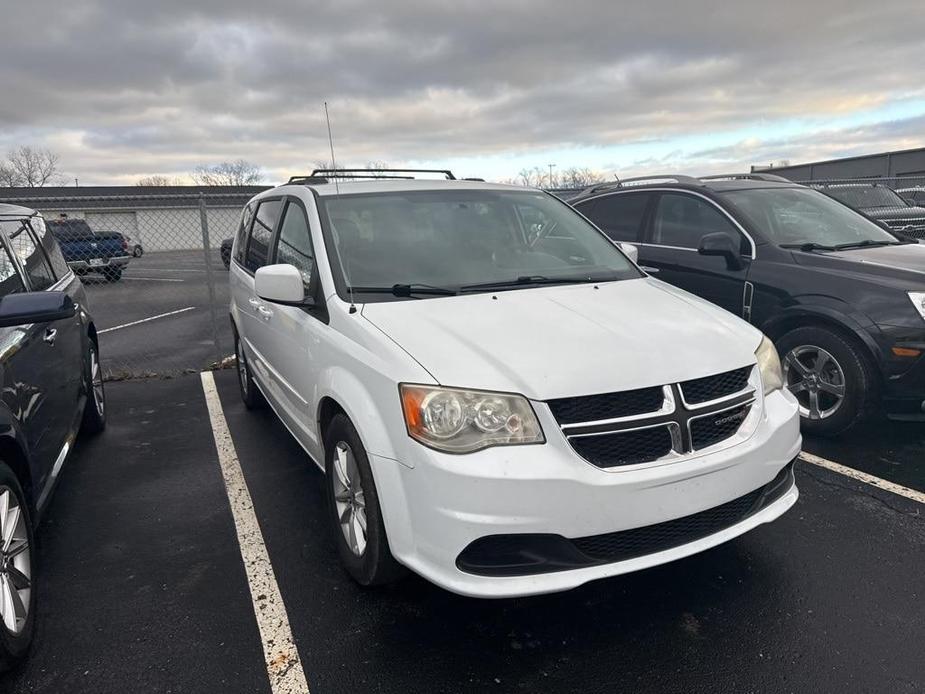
0;205;105;671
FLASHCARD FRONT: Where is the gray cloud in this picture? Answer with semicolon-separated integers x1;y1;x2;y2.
1;1;924;183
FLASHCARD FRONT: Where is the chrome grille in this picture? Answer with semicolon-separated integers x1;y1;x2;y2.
550;367;756;468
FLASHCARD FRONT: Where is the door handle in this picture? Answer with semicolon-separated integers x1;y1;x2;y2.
43;328;57;345
640;266;660;273
257;306;273;321
248;298;262;309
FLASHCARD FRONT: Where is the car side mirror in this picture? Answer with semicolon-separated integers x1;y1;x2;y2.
255;264;314;307
0;291;77;328
619;242;639;264
698;232;745;271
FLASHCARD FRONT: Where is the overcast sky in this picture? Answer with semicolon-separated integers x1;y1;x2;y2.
2;1;924;185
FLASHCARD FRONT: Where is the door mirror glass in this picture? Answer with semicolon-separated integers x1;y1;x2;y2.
619;242;639;264
255;264;309;305
0;291;77;328
697;232;745;270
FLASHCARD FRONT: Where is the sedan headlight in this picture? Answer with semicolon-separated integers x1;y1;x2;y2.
756;335;783;395
909;292;925;321
400;384;544;453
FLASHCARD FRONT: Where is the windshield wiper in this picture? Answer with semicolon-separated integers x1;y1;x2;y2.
779;242;839;252
460;274;616;292
350;283;457;297
831;239;900;250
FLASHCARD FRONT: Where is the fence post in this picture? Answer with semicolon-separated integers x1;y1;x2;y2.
199;193;224;365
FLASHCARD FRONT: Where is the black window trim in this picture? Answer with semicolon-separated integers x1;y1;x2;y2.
578;188;758;259
0;222;29;294
268;196;329;324
239;196;285;275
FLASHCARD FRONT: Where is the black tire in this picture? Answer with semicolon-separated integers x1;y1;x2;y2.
80;339;106;435
234;330;264;410
0;462;37;673
776;326;877;436
323;414;404;587
102;267;122;282
133;245;143;258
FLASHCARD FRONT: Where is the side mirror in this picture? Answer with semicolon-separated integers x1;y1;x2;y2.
698;232;745;270
255;264;312;307
0;291;77;328
619;243;639;264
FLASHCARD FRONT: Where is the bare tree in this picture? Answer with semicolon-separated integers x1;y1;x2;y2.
0;146;62;187
136;174;183;186
558;167;608;189
517;167;546;187
191;160;262;186
365;160;390;177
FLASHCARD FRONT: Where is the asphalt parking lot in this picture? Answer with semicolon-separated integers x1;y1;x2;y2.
2;370;922;693
84;249;232;378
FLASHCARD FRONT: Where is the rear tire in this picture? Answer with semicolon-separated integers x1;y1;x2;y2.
102;267;122;282
777;326;876;436
80;340;106;435
0;462;36;673
234;330;264;410
133;245;143;258
323;414;404;587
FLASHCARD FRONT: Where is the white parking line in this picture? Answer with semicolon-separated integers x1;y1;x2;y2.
121;277;186;282
98;306;196;334
799;451;925;504
200;372;310;694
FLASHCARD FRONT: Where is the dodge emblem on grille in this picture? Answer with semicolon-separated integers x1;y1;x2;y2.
714;410;747;427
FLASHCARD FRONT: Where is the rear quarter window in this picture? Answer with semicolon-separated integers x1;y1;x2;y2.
244;200;282;272
579;193;650;242
234;203;255;264
31;217;70;279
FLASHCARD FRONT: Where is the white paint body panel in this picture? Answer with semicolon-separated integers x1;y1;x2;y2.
230;181;801;598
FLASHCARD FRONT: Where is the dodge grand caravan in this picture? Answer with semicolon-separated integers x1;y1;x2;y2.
229;169;801;598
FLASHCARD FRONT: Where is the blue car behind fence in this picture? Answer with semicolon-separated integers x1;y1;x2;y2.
46;219;132;282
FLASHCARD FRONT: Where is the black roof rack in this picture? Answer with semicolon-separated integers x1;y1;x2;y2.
700;173;792;183
286;176;330;185
581;174;703;196
309;168;456;180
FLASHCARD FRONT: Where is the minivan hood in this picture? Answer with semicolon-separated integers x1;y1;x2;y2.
361;278;761;400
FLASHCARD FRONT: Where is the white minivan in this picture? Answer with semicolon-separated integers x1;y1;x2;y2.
229;170;801;598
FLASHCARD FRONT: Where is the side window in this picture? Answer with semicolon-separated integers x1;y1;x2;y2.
244;200;282;272
651;193;739;249
580;193;650;242
274;202;315;287
234;203;255;264
0;244;25;297
30;217;70;279
2;220;56;290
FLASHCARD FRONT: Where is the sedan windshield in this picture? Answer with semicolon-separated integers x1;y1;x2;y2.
720;187;900;248
822;185;907;210
318;189;641;301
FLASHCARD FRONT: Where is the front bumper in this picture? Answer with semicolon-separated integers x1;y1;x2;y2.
374;389;801;598
68;255;132;272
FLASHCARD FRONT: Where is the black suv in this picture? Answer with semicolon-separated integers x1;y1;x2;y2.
0;204;106;670
570;174;925;435
814;182;925;239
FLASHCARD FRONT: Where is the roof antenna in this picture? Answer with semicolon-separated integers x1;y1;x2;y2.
324;101;357;313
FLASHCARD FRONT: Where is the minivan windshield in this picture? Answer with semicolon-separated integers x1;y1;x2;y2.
720;187;901;248
318;189;642;301
822;185;907;210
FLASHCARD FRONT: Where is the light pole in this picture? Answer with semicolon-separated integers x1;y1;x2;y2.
548;163;556;188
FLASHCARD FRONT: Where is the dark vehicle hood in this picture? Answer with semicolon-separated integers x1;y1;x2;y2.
792;242;925;290
860;205;925;221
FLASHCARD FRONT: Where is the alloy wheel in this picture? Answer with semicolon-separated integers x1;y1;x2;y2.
783;345;847;420
0;487;31;635
331;442;367;556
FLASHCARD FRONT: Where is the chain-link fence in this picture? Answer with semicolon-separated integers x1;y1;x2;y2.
0;190;261;379
794;174;925;239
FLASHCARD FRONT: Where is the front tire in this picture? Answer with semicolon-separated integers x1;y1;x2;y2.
777;326;876;436
0;463;36;673
80;340;106;435
323;414;404;587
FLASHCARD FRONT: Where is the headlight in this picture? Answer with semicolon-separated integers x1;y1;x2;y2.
400;384;544;453
755;335;783;395
909;292;925;321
